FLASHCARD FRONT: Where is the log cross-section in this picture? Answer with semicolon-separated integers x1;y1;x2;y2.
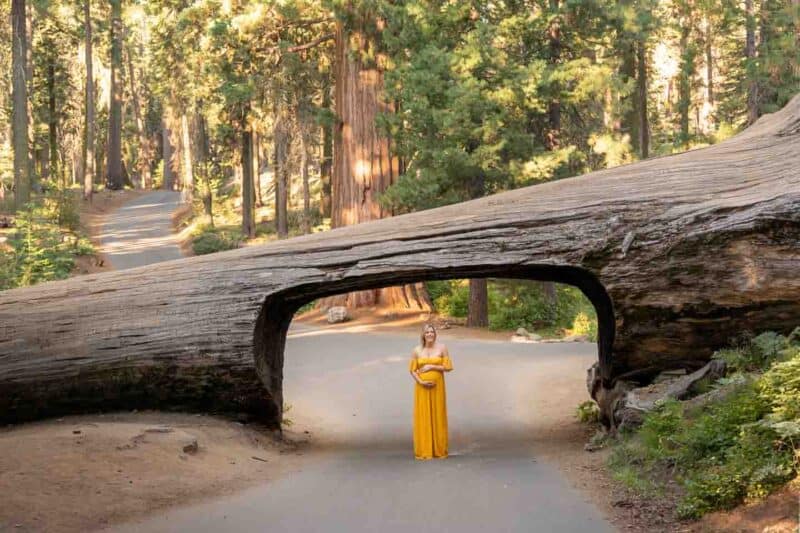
1;95;799;427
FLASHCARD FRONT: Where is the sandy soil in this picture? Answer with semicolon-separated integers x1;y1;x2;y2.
0;412;308;532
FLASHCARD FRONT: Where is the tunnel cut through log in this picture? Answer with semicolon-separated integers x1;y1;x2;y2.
255;265;615;423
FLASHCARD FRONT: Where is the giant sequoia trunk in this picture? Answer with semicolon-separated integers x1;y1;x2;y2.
1;96;799;427
329;15;430;311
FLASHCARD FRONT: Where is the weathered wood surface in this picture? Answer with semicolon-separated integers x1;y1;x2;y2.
1;95;799;426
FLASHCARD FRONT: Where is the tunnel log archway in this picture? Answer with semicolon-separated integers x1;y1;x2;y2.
255;265;615;423
0;95;798;426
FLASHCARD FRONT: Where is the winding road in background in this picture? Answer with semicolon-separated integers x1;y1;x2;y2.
100;192;615;533
98;190;183;270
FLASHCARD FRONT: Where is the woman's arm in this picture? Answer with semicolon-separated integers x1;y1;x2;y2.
409;349;435;387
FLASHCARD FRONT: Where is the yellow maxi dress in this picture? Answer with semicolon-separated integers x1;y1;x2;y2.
409;354;453;459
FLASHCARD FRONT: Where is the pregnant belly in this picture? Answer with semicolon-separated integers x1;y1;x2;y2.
418;370;442;382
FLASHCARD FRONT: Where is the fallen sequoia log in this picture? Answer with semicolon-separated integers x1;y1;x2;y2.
1;95;799;428
610;359;728;431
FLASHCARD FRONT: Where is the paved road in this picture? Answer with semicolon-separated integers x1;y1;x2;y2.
114;325;615;533
99;191;183;270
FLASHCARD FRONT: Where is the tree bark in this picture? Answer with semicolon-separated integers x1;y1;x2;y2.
745;0;759;125
106;0;123;190
328;13;430;311
546;0;561;151
298;107;311;235
704;17;714;107
242;126;255;239
162;121;174;190
180;114;193;200
252;130;262;208
83;0;95;201
127;44;150;189
1;95;799;426
47;60;59;186
636;39;650;159
320;85;333;218
466;278;489;328
678;19;693;146
25;0;34;191
273;108;289;239
12;0;30;210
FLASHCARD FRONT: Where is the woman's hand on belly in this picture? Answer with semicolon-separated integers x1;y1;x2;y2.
418;370;441;382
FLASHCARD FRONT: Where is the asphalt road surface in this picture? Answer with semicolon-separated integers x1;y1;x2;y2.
115;324;614;533
99;190;183;270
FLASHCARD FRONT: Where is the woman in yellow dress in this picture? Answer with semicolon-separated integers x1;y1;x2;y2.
409;324;453;459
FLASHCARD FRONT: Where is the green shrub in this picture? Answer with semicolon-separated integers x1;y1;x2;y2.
571;311;598;341
611;332;800;520
192;228;243;255
576;400;600;424
427;279;597;336
433;280;470;318
713;331;790;372
0;204;94;291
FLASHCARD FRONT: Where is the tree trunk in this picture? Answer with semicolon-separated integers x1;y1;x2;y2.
745;0;759;124
327;14;430;311
1;96;799;427
127;43;150;189
320;86;333;218
678;20;693;147
83;0;94;201
47;60;59;186
704;17;714;107
637;38;650;159
241;128;255;239
546;0;561;151
467;278;489;328
162;121;174;190
273;108;289;239
180;114;193;201
106;0;123;190
196;111;213;227
298;108;311;235
25;0;34;191
252;130;262;208
11;0;30;211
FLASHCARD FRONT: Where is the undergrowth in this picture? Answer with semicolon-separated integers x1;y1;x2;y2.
608;330;800;519
0;192;94;291
426;279;597;338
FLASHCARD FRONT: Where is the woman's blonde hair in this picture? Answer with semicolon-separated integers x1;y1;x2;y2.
420;323;437;348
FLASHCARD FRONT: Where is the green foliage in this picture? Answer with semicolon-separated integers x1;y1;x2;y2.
610;331;800;519
431;279;470;319
0;202;94;291
191;226;244;255
426;279;597;337
713;330;792;372
576;400;600;424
